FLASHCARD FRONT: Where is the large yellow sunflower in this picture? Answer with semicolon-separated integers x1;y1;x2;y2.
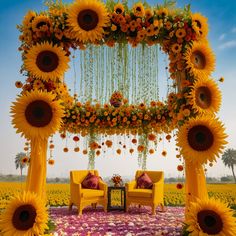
191;13;208;40
31;14;51;32
11;90;64;140
24;42;69;82
0;191;48;235
67;0;109;43
186;198;236;236
176;116;227;165
184;41;215;79
189;77;222;115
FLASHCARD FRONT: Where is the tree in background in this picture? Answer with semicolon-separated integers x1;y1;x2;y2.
14;152;29;177
222;148;236;183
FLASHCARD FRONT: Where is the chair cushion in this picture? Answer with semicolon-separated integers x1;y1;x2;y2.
128;189;152;198
136;172;153;189
81;189;104;198
82;172;99;189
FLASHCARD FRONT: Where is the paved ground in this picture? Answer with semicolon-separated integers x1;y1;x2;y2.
50;206;185;235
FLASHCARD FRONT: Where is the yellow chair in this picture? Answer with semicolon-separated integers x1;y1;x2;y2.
69;170;108;215
125;170;164;215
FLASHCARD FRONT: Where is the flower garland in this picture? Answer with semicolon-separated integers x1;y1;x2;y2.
15;0;224;163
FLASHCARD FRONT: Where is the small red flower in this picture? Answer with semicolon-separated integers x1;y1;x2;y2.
176;183;183;189
73;136;79;142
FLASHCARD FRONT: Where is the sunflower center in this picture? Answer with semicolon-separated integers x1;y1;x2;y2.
196;86;212;109
136;7;141;11
77;9;99;31
197;210;223;234
195;20;202;29
36;50;59;72
116;8;122;14
25;100;53;127
12;204;37;230
191;50;206;69
187;125;214;151
36;21;48;29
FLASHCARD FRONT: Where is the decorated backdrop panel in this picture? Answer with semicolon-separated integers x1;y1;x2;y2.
1;1;234;236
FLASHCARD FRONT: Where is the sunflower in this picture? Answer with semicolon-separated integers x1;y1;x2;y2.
114;3;125;14
156;7;168;17
133;3;145;17
0;191;48;235
186;198;236;236
24;42;69;82
22;11;36;28
11;90;64;140
184;41;215;79
67;0;109;43
191;13;208;39
188;77;222;115
31;14;51;32
176;116;227;165
145;9;153;20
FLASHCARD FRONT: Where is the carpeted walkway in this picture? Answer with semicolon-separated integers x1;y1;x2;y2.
50;206;184;236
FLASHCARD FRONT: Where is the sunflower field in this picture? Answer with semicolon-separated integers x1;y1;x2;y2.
0;182;236;210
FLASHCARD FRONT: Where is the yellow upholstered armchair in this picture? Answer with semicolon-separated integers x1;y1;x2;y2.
125;170;164;215
69;170;108;215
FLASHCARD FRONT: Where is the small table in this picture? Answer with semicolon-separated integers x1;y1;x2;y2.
107;186;126;211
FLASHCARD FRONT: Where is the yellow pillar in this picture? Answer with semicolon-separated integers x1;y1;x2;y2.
185;160;208;217
26;138;48;200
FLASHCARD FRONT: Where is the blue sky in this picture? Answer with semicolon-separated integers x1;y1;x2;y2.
0;0;236;178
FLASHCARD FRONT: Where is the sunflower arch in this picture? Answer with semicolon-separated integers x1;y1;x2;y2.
6;0;231;234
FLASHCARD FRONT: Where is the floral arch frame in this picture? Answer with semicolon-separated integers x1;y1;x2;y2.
7;0;231;235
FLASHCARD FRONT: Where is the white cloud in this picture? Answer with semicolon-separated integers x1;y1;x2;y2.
232;27;236;33
218;40;236;50
219;34;226;41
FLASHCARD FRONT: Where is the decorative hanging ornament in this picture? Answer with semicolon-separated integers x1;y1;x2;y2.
109;91;124;107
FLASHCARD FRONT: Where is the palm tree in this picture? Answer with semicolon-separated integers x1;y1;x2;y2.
15;152;27;176
222;148;236;183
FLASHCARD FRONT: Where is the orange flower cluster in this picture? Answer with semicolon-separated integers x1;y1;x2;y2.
109;91;124;107
89;141;99;150
62;99;181;135
15;76;73;107
111;174;122;185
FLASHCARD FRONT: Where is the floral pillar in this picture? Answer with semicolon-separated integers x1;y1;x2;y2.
184;161;208;215
11;91;64;198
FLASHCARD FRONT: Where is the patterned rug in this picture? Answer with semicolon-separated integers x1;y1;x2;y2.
50;206;185;236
